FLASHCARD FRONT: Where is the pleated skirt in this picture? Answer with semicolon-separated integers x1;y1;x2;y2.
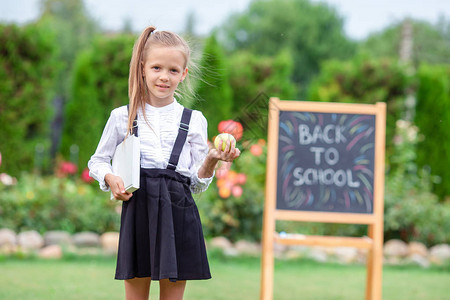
114;168;211;281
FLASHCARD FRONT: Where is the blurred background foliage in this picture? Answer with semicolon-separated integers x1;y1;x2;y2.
358;18;450;66
0;24;58;175
192;33;233;138
61;34;135;170
414;65;450;198
0;0;449;246
308;56;411;162
0;173;119;234
219;0;355;96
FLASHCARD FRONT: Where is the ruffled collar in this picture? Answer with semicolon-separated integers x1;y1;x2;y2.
144;98;177;113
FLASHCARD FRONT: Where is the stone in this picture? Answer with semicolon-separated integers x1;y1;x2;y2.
209;236;233;250
289;245;309;254
17;230;44;250
429;244;450;264
407;254;430;268
223;247;239;257
308;247;328;263
234;240;260;256
76;247;103;256
72;232;100;248
383;239;408;257
407;241;428;257
43;231;72;246
0;243;17;255
282;245;309;260
356;248;369;264
63;244;78;256
283;249;303;260
39;245;63;259
100;232;119;254
334;247;359;264
384;256;402;265
0;228;17;247
273;242;288;256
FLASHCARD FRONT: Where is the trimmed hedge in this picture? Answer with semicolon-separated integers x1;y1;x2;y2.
415;64;450;199
61;34;135;171
0;24;58;175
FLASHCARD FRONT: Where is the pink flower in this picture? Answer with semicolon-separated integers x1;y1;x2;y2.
81;168;94;183
0;173;17;186
236;173;247;185
218;120;244;141
227;171;238;184
215;161;231;179
231;185;243;198
250;144;263;156
57;161;77;177
216;168;228;179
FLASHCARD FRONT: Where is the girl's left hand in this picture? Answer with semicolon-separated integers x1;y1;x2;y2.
197;140;240;179
208;139;240;162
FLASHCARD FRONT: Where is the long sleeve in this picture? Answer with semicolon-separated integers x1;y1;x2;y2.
88;107;127;191
188;111;214;194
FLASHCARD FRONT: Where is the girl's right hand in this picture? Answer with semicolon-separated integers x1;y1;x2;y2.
105;174;133;201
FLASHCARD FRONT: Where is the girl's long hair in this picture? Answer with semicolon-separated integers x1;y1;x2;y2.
127;26;192;136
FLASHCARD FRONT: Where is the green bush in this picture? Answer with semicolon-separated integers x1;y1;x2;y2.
227;49;297;140
192;34;233;138
0;173;119;234
415;64;450;200
308;56;411;162
61;34;135;170
0;24;58;175
384;120;449;245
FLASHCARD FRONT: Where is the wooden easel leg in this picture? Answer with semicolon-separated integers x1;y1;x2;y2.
260;239;274;300
365;225;374;300
260;217;275;300
366;224;383;300
372;224;383;300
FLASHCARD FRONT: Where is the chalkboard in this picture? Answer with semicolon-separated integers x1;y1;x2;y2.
262;99;386;300
276;111;376;214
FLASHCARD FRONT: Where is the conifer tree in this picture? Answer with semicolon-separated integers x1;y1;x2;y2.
192;34;233;138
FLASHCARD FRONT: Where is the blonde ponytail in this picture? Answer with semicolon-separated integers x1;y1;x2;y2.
127;26;156;136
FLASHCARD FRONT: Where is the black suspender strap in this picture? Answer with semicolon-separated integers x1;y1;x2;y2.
167;108;193;170
127;104;139;137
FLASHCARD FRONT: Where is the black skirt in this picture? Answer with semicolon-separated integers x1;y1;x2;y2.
114;168;211;281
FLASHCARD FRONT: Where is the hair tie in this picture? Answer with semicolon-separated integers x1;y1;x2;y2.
147;27;156;41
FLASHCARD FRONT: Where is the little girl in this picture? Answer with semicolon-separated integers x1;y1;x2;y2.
88;26;240;300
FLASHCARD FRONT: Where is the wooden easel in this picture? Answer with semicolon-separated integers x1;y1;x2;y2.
260;98;386;300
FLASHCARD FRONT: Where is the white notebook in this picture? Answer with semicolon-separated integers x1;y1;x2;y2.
110;134;140;200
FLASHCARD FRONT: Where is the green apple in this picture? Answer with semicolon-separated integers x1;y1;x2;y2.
214;133;236;151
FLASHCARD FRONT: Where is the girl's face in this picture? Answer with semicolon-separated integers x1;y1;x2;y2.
142;46;188;107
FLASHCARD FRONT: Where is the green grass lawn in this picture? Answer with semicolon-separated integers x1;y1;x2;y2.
0;252;448;300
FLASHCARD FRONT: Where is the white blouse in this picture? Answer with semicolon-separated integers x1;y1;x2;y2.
88;99;214;194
